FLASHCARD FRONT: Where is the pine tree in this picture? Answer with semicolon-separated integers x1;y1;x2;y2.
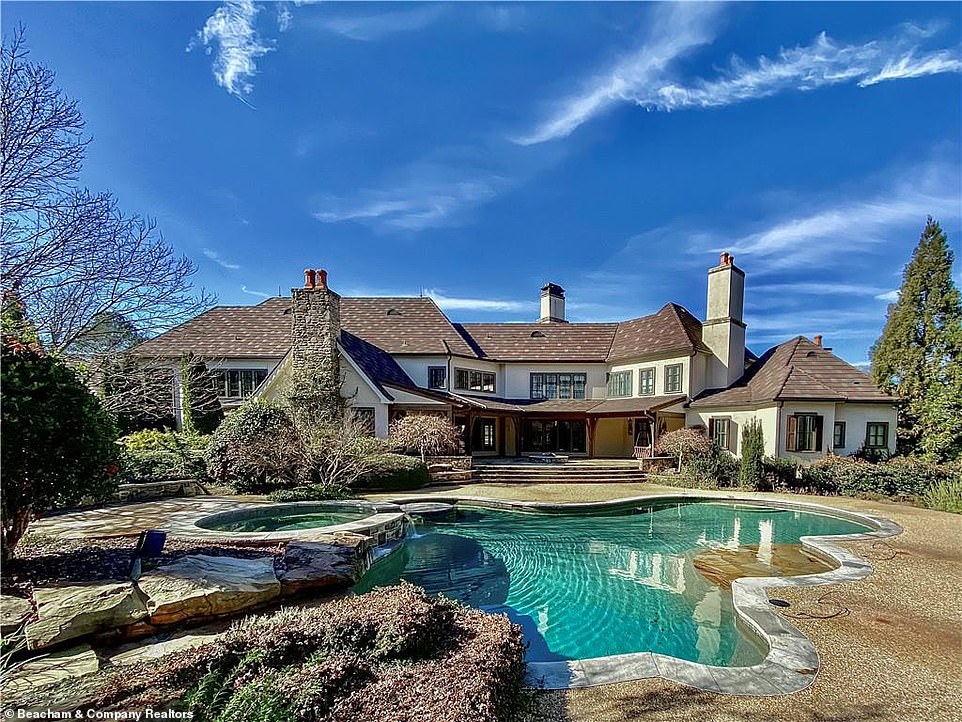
870;217;962;461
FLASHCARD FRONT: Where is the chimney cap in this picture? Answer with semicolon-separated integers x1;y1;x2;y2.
541;282;566;297
719;251;734;267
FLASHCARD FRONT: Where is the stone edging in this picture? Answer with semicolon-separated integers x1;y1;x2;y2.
383;492;902;695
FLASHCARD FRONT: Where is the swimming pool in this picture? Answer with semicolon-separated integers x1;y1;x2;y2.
354;499;872;667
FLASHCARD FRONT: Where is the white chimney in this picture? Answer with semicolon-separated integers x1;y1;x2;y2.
702;252;746;388
538;283;567;323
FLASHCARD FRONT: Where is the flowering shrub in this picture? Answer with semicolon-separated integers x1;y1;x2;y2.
654;427;740;488
389;414;462;462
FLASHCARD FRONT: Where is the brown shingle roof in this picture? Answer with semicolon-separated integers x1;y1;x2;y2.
131;298;291;358
689;336;895;408
458;323;618;362
451;394;686;415
608;303;709;362
132;296;477;359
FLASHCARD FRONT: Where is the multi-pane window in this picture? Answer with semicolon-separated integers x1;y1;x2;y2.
711;417;731;450
428;366;447;389
530;373;588;400
352;407;376;436
665;364;683;393
454;368;495;393
639;368;655;396
833;421;846;449
607;370;633;398
212;368;268;399
472;418;496;451
865;422;889;449
787;413;821;452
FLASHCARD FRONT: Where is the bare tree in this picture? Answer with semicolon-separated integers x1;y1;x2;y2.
1;27;212;361
389;414;461;463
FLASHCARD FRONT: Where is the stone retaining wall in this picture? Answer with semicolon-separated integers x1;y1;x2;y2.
425;455;473;470
115;479;207;503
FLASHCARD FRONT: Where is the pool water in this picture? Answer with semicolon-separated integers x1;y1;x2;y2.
200;510;371;533
353;500;870;666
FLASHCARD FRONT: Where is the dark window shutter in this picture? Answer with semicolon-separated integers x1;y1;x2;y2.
786;415;797;452
708;418;716;441
727;420;737;451
814;415;824;451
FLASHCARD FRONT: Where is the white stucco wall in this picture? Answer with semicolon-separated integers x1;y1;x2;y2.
833;403;899;456
393;354;451;390
776;402;837;464
501;363;608;399
608;354;692;398
685;405;779;457
341;363;390;437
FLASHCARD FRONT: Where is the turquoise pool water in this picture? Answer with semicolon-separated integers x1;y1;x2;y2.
354;500;870;666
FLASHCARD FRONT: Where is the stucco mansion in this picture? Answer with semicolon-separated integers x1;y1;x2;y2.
135;253;898;463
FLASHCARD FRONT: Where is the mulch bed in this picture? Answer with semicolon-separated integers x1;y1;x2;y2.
1;535;284;599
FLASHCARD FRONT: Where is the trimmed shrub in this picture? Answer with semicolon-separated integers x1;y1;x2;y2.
206;400;303;493
1;342;118;560
801;454;955;498
655;428;740;488
738;418;766;489
356;453;430;491
762;456;800;490
118;430;210;481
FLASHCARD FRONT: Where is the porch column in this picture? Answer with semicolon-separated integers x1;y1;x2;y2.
514;415;522;457
465;411;473;455
497;416;506;456
587;417;598;458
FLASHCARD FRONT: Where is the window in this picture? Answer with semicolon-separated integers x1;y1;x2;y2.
833;421;846;449
352;407;376;436
454;368;495;393
607;370;633;398
710;417;732;451
665;364;683;394
639;368;655;396
865;422;889;449
786;413;823;452
212;368;268;399
472;418;497;451
530;373;588;400
428;366;447;389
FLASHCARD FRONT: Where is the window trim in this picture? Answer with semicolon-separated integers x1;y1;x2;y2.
833;420;846;449
607;370;633;398
529;372;588;400
454;367;496;393
212;368;269;400
664;363;684;394
638;367;656;396
427;366;447;390
709;416;733;451
865;421;889;449
787;413;823;453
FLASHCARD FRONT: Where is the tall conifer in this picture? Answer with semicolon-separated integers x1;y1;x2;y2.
871;217;962;460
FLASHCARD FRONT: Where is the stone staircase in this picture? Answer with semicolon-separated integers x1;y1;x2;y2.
472;462;647;485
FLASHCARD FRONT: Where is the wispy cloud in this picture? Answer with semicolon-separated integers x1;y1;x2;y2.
875;290;899;303
313;158;506;232
516;18;962;144
720;161;961;275
188;0;272;100
424;289;529;313
314;5;445;42
277;3;293;33
241;285;272;298
514;3;722;145
202;248;241;271
751;282;892;297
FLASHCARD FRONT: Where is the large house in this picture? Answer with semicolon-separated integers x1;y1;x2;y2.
134;254;898;462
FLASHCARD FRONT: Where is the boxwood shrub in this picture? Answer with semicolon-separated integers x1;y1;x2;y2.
356;453;429;491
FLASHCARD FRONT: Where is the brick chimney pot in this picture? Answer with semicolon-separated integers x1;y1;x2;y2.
317;269;328;289
304;269;316;289
814;334;823;348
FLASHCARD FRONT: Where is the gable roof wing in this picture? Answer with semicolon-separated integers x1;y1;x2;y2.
689;336;895;407
458;322;618;362
607;303;709;362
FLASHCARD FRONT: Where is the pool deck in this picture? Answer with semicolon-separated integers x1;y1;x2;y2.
23;483;962;721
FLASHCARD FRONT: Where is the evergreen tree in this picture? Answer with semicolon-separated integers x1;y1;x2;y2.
739;417;765;489
871;217;962;461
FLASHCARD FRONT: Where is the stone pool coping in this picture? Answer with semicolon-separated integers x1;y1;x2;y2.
163;500;407;544
385;492;902;696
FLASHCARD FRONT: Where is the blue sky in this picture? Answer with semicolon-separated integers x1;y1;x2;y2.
5;2;961;364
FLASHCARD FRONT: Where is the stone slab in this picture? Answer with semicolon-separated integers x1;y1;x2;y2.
3;644;99;700
25;582;148;650
138;554;280;626
1;594;33;636
278;536;370;596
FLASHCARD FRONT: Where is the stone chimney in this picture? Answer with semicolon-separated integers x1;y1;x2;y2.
538;283;567;324
702;252;747;389
291;267;341;420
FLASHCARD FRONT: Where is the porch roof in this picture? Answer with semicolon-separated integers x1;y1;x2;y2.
449;394;687;417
